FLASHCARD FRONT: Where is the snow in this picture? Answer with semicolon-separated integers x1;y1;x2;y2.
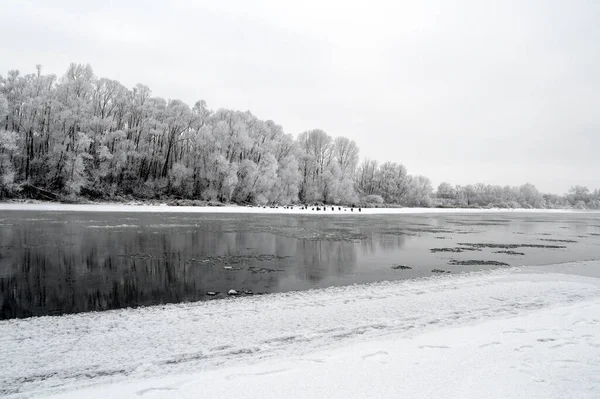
0;202;597;215
1;261;600;398
47;299;600;399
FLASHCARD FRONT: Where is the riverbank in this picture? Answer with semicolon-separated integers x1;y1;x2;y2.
49;299;600;399
0;201;595;215
2;261;599;398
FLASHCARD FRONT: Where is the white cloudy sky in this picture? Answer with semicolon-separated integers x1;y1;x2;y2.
2;0;599;193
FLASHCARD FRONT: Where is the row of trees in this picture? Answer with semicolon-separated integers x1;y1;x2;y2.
434;182;600;209
1;64;598;208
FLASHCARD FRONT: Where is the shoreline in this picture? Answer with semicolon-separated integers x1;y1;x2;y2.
2;261;600;398
0;201;596;215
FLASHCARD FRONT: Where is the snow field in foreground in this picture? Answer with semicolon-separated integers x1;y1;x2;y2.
47;298;600;399
1;261;599;398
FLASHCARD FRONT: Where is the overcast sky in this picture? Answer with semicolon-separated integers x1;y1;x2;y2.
2;0;599;193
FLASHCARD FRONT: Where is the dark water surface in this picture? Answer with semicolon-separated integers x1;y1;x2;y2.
1;210;599;319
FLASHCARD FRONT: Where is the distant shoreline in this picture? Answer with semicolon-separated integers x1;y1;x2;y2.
0;201;595;214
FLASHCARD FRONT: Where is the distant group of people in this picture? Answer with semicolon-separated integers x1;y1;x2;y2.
300;205;361;212
257;204;362;212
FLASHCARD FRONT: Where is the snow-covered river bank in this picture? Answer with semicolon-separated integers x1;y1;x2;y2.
1;202;597;215
2;261;599;398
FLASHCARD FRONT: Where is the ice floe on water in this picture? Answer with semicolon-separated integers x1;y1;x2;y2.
1;260;599;398
85;224;140;229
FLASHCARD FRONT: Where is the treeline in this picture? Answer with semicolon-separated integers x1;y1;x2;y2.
0;64;598;209
433;183;600;209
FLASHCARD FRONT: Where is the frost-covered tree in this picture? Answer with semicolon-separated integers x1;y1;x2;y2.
356;158;378;196
518;183;543;208
436;182;455;199
297;129;334;202
333;136;359;176
0;130;19;196
404;175;433;207
0;93;8;121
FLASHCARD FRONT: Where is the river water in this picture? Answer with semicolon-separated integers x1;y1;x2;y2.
1;210;599;319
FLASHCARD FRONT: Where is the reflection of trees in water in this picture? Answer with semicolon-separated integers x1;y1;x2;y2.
360;234;407;255
0;219;296;319
1;213;409;319
295;240;357;282
377;235;407;252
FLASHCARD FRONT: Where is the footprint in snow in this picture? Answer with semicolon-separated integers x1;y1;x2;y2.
550;341;576;349
514;345;533;352
226;368;291;381
210;344;232;352
503;328;526;334
362;351;389;360
537;338;557;342
419;345;450;349
137;387;178;396
479;341;501;348
299;358;326;364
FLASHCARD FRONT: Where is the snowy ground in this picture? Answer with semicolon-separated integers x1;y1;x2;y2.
0;202;595;215
1;261;599;398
